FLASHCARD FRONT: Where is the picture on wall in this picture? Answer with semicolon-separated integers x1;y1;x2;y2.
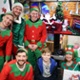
0;0;11;14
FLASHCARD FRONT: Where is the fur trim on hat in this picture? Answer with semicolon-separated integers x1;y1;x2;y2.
12;2;24;23
12;2;24;11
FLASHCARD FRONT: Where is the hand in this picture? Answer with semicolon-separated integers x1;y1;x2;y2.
31;44;38;51
78;62;80;65
4;61;8;65
28;44;33;50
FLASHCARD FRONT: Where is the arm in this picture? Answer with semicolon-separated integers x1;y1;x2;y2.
27;65;34;80
0;64;10;80
51;65;58;80
34;63;44;80
37;22;47;48
5;32;13;62
18;19;26;46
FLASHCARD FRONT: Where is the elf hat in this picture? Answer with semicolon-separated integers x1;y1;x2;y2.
30;6;39;12
17;48;28;55
66;51;73;55
4;12;14;17
67;45;73;48
12;2;24;11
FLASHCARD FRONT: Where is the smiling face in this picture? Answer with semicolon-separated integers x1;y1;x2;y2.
16;52;27;67
2;14;14;28
30;10;39;22
65;54;73;62
12;6;22;17
42;52;51;62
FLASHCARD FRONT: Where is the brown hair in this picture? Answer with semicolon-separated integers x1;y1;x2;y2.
41;47;51;54
64;52;75;62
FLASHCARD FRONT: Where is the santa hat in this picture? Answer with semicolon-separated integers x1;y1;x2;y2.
12;2;24;23
12;2;24;12
30;6;39;12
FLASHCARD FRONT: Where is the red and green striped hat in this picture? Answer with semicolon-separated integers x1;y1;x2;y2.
30;6;39;12
66;51;73;55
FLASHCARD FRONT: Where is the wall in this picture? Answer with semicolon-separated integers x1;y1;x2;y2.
45;2;78;17
68;35;80;45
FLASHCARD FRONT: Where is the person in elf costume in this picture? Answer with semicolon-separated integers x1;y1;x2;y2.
0;2;26;57
61;51;80;80
0;13;14;71
11;2;26;56
0;48;33;80
24;6;47;68
61;51;80;71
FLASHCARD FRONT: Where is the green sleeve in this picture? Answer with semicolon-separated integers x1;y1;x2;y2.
24;40;30;47
5;56;10;61
37;41;42;47
18;19;26;46
0;14;4;22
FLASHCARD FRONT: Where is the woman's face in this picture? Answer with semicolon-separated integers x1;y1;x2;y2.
65;54;73;62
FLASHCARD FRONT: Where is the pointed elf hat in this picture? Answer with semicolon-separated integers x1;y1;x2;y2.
30;6;39;12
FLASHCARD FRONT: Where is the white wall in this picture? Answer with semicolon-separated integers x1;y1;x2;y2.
0;0;10;14
68;35;80;45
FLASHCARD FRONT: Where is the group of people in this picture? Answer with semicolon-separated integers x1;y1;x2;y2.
0;2;80;80
0;2;57;80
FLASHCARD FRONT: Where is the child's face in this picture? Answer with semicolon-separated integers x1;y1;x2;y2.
42;53;51;62
65;54;73;62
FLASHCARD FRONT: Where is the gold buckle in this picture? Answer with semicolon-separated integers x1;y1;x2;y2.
31;40;35;42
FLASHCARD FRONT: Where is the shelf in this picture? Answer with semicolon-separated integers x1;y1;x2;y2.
52;55;65;61
54;30;72;35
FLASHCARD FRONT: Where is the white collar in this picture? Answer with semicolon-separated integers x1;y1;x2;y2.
16;62;26;72
14;16;22;24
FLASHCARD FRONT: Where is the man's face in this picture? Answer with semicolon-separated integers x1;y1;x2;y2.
42;53;51;62
2;14;13;28
16;52;27;66
12;6;22;17
30;10;39;22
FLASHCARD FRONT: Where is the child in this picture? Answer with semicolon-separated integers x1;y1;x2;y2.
61;51;80;71
34;47;57;80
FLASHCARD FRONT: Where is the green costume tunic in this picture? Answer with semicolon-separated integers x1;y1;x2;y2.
0;14;25;46
61;60;80;71
0;28;12;71
0;60;33;80
12;18;25;46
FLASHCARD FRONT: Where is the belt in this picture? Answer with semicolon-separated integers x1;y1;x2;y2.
28;40;38;43
31;40;36;42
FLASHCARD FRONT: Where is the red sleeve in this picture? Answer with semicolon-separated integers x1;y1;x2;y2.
5;32;13;61
27;65;34;80
0;64;11;80
40;22;47;43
